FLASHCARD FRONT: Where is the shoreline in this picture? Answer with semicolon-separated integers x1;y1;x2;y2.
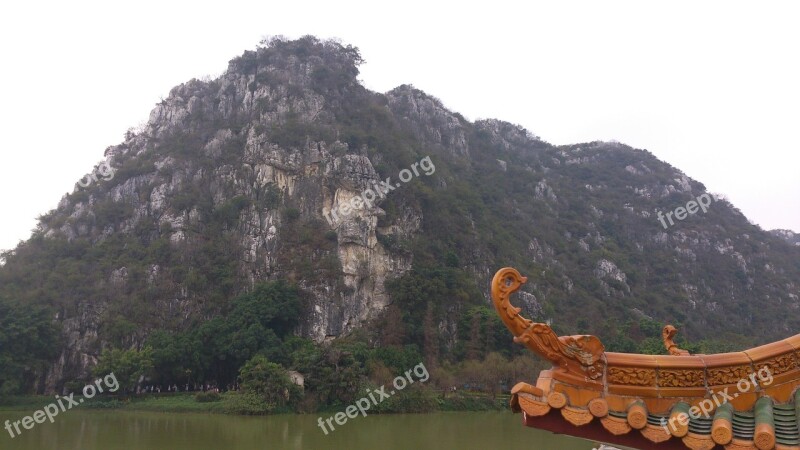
0;391;510;416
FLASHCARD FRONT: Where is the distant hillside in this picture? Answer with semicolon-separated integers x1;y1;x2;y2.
771;229;800;246
1;36;799;394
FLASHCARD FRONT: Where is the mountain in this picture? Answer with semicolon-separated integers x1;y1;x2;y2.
1;36;799;394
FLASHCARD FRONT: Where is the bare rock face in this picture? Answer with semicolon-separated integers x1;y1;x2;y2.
386;85;469;157
43;304;102;394
594;259;631;295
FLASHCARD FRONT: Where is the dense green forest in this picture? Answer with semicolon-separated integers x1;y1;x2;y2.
0;273;743;412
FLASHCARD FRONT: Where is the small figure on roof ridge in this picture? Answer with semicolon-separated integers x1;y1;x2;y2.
662;324;690;356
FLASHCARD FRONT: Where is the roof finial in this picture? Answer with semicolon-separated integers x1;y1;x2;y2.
662;325;690;356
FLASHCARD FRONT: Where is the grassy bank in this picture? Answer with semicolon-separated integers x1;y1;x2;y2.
0;391;509;415
0;394;224;413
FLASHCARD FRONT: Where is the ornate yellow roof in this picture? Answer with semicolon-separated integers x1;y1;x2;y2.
493;267;800;450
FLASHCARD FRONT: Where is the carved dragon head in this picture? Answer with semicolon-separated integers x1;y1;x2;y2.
491;267;606;380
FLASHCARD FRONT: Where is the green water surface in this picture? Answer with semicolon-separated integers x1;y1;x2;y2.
0;410;613;450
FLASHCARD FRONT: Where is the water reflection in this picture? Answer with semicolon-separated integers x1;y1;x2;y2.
0;410;608;449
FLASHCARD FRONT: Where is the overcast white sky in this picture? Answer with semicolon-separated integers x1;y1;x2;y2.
1;1;798;252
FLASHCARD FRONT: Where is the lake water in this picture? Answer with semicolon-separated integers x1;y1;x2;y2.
0;410;609;449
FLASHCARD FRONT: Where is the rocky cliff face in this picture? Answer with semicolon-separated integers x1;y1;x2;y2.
3;37;799;393
52;39;419;343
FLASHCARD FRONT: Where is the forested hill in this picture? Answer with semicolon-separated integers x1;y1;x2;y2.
1;36;799;396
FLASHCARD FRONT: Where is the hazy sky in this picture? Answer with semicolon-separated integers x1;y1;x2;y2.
1;1;798;252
